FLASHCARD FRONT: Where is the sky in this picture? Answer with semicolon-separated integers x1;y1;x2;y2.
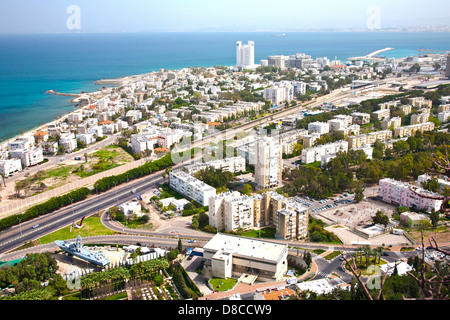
0;0;449;33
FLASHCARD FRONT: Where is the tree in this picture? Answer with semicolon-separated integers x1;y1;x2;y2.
84;153;88;163
242;183;253;196
354;180;365;203
430;209;440;229
178;238;183;252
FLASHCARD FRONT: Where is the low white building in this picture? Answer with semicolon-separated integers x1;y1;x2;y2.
59;133;77;153
119;200;143;217
0;158;22;177
76;133;96;146
169;170;216;206
184;156;246;175
19;148;44;167
203;233;288;281
301;140;348;164
308;121;330;135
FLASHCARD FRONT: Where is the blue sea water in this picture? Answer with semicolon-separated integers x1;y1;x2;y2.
0;31;449;141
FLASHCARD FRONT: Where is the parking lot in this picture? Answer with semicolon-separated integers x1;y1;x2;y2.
293;193;356;216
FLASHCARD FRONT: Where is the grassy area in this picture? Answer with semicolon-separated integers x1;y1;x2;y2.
101;292;128;300
241;228;276;239
400;247;415;252
344;258;386;276
209;277;238;292
313;249;326;255
324;251;341;260
37;216;115;245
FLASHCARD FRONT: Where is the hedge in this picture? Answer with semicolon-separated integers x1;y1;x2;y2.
93;153;174;193
0;187;91;232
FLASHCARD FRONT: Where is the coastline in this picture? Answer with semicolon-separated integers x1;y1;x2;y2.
0;75;131;151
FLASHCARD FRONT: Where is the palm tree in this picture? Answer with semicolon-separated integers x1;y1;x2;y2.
84;153;88;163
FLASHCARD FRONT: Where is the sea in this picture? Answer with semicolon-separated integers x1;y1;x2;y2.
1;31;450;141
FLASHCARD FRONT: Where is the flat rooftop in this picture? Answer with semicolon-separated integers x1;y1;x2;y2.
203;233;287;263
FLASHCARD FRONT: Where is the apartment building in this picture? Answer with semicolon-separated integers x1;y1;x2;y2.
59;133;77;153
184;156;246;175
378;178;442;212
7;136;34;152
33;131;48;144
334;115;353;127
301;140;348;164
169;170;216;206
130;133;158;154
208;191;254;232
67;113;84;123
351;112;371;125
398;104;412;115
438;104;450;113
40;141;58;155
328;119;347;132
254;137;283;190
275;202;309;240
348;130;392;149
308;121;330;135
302;133;321;148
337;124;360;137
438;111;450;123
372;108;390;121
394;122;435;138
18;148;44;167
263;85;294;105
0;158;22;177
409;97;433;108
411;113;430;125
381;117;402;130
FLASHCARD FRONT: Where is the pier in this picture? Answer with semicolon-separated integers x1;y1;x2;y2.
348;47;394;61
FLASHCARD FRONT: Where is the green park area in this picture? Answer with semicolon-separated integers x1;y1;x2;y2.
37;216;115;245
241;227;276;239
209;277;238;292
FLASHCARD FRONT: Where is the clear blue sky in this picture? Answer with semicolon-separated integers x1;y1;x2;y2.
0;0;449;33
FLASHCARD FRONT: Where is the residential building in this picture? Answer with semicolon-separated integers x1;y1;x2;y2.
263;85;294;106
169;170;216;206
302;133;321;148
438;111;450;123
254;137;283;189
409;97;432;108
351;112;371;125
19;148;44;167
184;156;246;175
209;191;254;232
236;41;256;69
203;233;288;281
438;104;450;113
301;140;348;164
275;202;308;240
381;117;402;130
378;178;442;212
328;119;347;132
372;109;390;121
398;105;412;115
0;159;22;177
308;122;330;135
59;133;77;153
411;113;430;125
33;131;48;144
76;133;95;146
394;122;435;138
40;141;58;155
348;130;392;149
7;136;34;152
337;124;360;137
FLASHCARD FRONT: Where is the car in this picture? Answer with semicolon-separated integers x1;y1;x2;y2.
74;157;82;161
33;224;40;229
339;256;344;261
188;240;196;243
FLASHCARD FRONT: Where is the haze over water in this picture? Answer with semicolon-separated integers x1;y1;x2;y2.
0;31;449;141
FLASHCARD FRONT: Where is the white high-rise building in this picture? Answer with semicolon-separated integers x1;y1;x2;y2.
255;137;283;190
236;41;257;69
